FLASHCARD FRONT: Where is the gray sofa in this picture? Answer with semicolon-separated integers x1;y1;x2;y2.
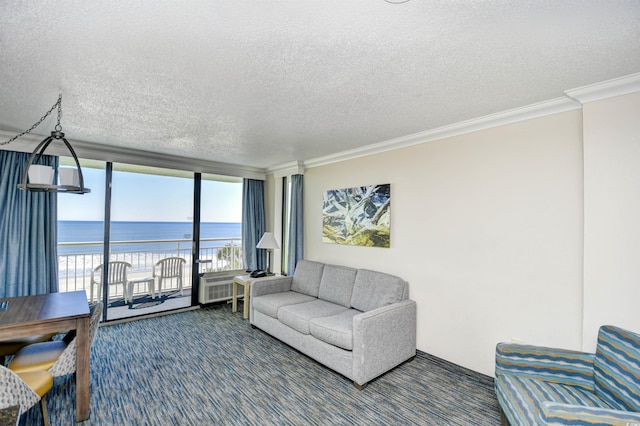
250;260;417;389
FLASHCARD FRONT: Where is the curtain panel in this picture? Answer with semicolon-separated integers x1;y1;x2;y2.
286;174;304;275
0;150;59;297
241;178;265;271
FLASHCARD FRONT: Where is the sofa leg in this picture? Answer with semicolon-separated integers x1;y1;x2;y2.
353;381;367;391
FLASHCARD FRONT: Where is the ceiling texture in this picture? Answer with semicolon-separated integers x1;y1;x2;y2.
1;0;639;171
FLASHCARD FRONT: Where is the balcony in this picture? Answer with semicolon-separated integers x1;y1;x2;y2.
58;237;242;319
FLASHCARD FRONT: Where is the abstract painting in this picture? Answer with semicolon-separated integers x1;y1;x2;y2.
322;183;391;247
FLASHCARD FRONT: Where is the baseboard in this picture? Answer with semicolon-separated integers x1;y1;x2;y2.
102;305;200;326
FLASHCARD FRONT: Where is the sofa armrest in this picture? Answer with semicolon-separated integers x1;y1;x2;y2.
250;276;293;298
496;343;595;390
542;402;640;425
352;299;417;386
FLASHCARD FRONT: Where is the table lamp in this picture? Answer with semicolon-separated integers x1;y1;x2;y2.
256;232;280;275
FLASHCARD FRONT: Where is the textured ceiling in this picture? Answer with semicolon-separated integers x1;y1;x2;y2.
1;0;639;170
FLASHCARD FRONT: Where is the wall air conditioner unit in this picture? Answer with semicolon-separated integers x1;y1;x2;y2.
198;269;245;304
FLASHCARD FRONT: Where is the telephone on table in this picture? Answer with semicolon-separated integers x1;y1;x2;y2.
250;269;267;278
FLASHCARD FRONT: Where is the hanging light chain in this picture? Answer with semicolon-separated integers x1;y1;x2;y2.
0;95;63;146
56;94;62;132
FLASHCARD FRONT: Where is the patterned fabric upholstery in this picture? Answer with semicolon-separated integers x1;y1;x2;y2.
49;302;102;377
593;325;640;412
496;343;595;390
495;325;640;425
0;365;42;410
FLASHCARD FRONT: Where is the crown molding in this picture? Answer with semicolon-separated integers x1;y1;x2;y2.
267;161;305;178
564;72;640;104
304;96;581;169
0;130;266;180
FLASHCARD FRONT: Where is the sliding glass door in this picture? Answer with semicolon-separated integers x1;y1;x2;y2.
107;164;195;320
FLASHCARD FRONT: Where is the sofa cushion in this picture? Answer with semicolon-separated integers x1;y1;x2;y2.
252;291;315;319
291;260;325;297
317;265;357;308
593;325;640;412
496;373;610;425
309;309;361;351
277;300;347;335
350;269;407;312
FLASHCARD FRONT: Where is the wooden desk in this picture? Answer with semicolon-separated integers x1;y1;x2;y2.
0;291;91;423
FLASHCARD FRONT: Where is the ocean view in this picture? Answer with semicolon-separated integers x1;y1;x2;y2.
57;221;243;287
58;221;241;254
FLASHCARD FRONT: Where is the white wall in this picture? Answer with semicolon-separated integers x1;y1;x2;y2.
582;92;640;350
304;110;585;376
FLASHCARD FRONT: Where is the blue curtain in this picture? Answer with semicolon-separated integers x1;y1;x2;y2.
0;150;59;297
242;178;265;271
286;174;304;275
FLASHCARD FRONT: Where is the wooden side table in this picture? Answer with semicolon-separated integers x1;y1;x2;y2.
232;275;279;319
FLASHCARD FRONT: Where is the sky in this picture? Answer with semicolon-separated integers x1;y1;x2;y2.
58;167;242;222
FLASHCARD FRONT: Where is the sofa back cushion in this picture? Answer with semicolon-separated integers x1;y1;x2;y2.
350;269;407;312
593;325;640;412
317;264;357;308
291;260;325;297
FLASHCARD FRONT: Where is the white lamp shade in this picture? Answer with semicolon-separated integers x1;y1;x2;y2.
28;165;54;185
59;167;80;186
256;232;280;250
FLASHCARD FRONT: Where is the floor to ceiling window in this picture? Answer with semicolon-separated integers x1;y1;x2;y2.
57;159;244;322
57;159;106;303
107;164;195;320
199;174;243;273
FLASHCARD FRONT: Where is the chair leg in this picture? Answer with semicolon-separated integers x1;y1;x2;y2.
179;277;183;295
40;396;50;426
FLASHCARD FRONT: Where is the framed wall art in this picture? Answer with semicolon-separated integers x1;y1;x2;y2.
322;183;390;248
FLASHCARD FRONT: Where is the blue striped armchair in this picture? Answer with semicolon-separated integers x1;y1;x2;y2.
495;325;640;425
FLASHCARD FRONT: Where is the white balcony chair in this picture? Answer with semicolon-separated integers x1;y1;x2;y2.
90;261;132;303
153;257;186;297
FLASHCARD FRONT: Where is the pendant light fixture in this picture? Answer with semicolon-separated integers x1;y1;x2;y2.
0;95;90;194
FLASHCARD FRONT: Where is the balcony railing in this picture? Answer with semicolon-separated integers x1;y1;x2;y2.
58;237;242;301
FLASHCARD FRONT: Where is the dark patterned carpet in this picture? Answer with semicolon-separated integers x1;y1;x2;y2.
20;304;501;425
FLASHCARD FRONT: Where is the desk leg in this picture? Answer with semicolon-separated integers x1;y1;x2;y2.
76;316;90;422
232;280;238;313
243;282;250;319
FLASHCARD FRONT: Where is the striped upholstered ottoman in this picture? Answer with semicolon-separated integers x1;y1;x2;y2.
494;325;640;425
